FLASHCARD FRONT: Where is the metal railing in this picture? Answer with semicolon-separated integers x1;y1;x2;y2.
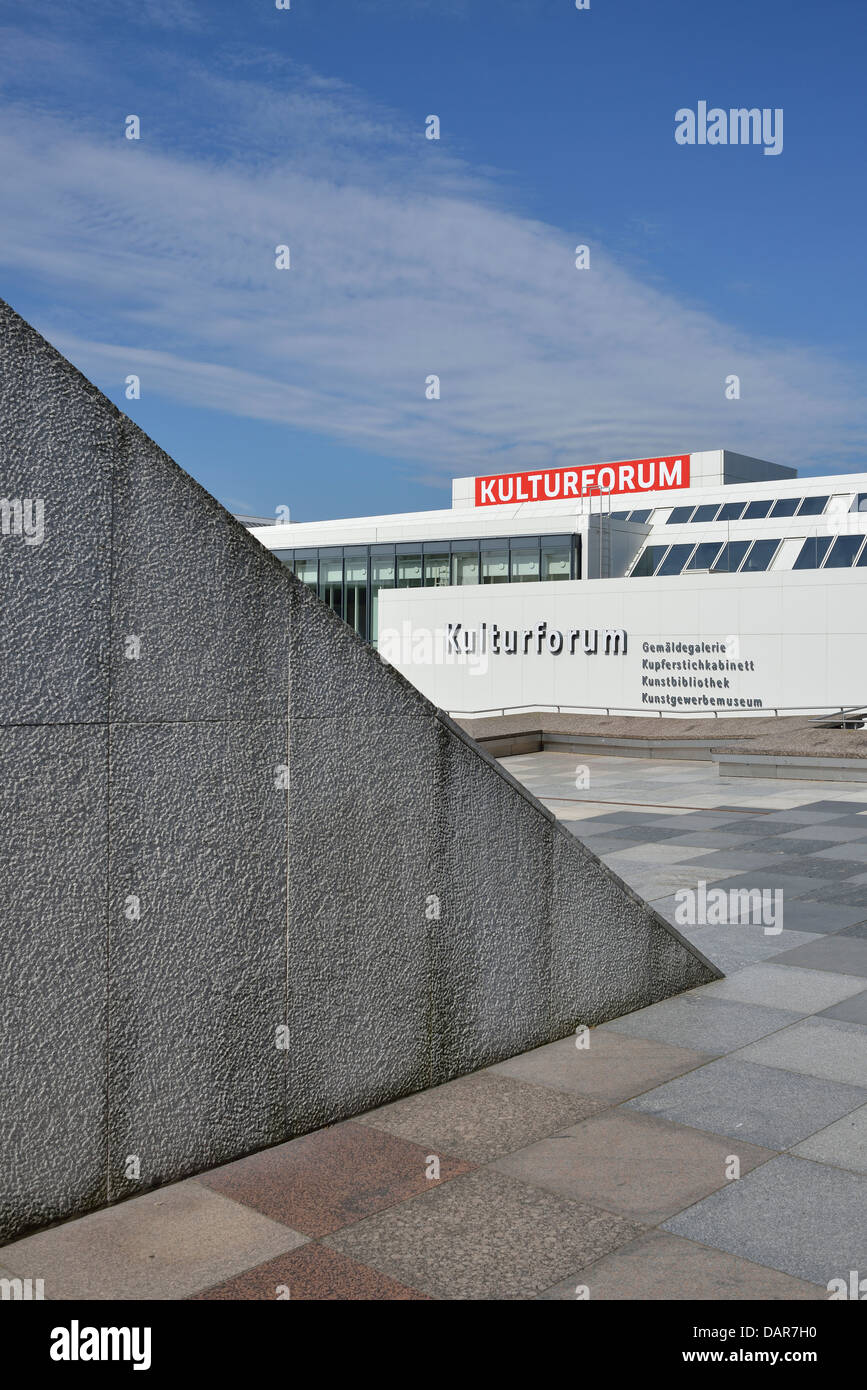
449;703;859;720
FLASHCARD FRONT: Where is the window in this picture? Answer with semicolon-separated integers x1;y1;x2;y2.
824;535;865;568
691;504;721;523
793;536;833;570
319;549;344;617
685;541;723;571
370;546;395;643
344;551;368;636
744;499;773;519
657;543;696;576
423;543;450;587
797;496;828;516
541;536;572;580
628;508;652;523
850;494;867;514
293;552;318;587
451;541;480;585
630;545;669;577
769;498;799;518
740;539;780;572
273;549;294;568
396;547;422;588
609;511;631;522
717;501;747;522
509;537;541;582
481;541;509;583
666;506;695;524
711;541;751;572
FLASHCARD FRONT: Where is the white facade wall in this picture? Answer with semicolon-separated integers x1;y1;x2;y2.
378;568;867;717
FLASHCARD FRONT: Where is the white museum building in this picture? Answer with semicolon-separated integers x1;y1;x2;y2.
249;450;867;719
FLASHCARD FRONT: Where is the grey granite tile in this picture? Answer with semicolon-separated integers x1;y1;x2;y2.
734;1017;867;1088
698;870;836;900
661;831;758;851
0;1181;307;1300
770;935;867;978
810;815;867;829
626;1055;867;1149
601;843;715;867
690;942;823;978
486;1030;711;1103
586;826;694;847
836;921;867;939
572;832;646;854
358;1071;604;1164
537;1230;825;1300
600;995;799;1056
643;868;744;901
751;900;867;935
558;814;646;831
663;1155;867;1287
494;1108;774;1224
597;862;733;900
819;990;867;1025
696;963;866;1014
325;1168;643;1300
791;1104;867;1174
641;814;742;832
710;820;806;837
797;884;867;908
781;825;867;843
779;860;867;882
682;850;796;873
746;840;865;868
812;841;867;862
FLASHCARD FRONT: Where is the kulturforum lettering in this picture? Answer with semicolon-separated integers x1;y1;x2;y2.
446;622;627;657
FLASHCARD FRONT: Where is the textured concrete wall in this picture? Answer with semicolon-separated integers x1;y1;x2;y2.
0;298;718;1242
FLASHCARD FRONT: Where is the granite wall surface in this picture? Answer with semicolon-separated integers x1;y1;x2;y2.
0;298;718;1241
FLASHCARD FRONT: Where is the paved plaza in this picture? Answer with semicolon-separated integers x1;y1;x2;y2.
2;751;866;1300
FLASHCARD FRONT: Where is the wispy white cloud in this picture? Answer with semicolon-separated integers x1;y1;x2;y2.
0;43;863;482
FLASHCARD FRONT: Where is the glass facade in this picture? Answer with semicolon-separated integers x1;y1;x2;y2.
666;496;829;524
712;540;751;572
691;503;721;523
630;545;670;577
273;534;579;642
744;499;773;519
717;500;747;521
793;535;833;570
769;497;799;518
823;535;865;567
685;541;723;571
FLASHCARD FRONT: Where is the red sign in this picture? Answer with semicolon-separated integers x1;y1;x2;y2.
474;455;690;507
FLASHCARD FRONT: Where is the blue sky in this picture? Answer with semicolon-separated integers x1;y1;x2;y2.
0;0;864;520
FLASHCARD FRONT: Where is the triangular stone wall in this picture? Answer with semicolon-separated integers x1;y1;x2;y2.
0;299;718;1241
